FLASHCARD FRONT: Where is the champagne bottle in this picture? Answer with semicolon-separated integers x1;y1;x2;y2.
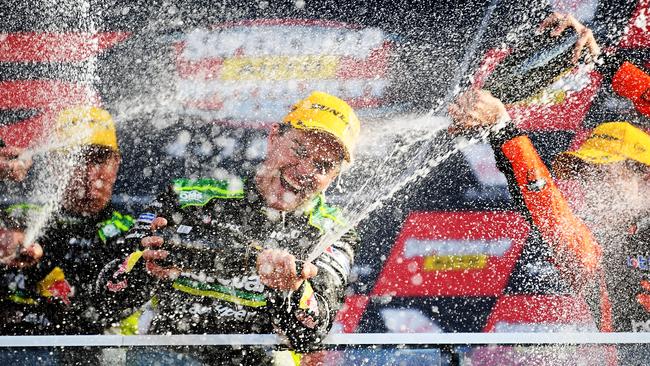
483;29;585;104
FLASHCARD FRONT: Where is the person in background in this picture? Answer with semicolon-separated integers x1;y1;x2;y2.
450;59;650;363
0;106;134;365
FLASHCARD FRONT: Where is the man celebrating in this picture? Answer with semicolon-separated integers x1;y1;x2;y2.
101;91;360;364
449;78;650;337
0;107;133;363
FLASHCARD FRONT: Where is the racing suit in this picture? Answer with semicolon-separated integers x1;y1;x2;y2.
613;215;650;333
99;176;358;364
0;203;134;335
0;203;134;364
491;121;650;335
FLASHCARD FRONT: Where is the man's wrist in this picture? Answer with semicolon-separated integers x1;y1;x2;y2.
292;278;305;291
489;115;524;147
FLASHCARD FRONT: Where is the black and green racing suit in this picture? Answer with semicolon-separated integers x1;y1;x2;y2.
98;176;358;363
0;203;134;336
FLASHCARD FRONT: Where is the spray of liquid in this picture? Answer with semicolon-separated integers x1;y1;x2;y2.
21;134;92;247
20;0;99;249
307;120;503;263
21;155;80;247
306;0;502;262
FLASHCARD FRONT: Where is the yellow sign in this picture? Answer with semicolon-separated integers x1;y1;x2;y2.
423;255;488;271
220;55;338;81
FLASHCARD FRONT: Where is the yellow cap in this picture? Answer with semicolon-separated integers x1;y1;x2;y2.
283;91;360;161
558;122;650;166
55;106;119;152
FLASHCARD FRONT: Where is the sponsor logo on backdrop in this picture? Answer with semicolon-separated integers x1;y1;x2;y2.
484;295;598;332
0;33;129;147
173;19;397;125
379;308;443;333
617;0;650;48
403;238;513;258
372;212;529;297
403;238;512;271
423;255;488;271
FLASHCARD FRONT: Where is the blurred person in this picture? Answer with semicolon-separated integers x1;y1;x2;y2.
451;2;650;357
452;5;650;326
448;85;650;327
99;91;361;365
0;106;134;364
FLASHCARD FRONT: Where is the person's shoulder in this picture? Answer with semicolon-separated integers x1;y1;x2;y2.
2;202;43;216
307;195;348;233
97;208;135;243
0;202;43;229
169;176;247;208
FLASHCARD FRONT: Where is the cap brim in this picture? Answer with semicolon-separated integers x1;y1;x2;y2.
303;126;350;162
285;112;352;161
553;150;626;179
565;149;626;164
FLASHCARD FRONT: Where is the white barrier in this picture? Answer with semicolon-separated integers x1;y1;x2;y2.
1;333;650;347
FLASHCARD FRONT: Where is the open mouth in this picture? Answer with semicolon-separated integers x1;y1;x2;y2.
279;172;303;194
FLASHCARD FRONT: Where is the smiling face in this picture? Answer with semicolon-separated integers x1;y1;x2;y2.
255;124;345;212
62;147;121;215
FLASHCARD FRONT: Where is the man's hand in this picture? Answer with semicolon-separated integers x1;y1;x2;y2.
0;230;42;268
448;89;508;133
256;248;318;291
141;217;181;280
0;147;32;182
539;12;600;64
